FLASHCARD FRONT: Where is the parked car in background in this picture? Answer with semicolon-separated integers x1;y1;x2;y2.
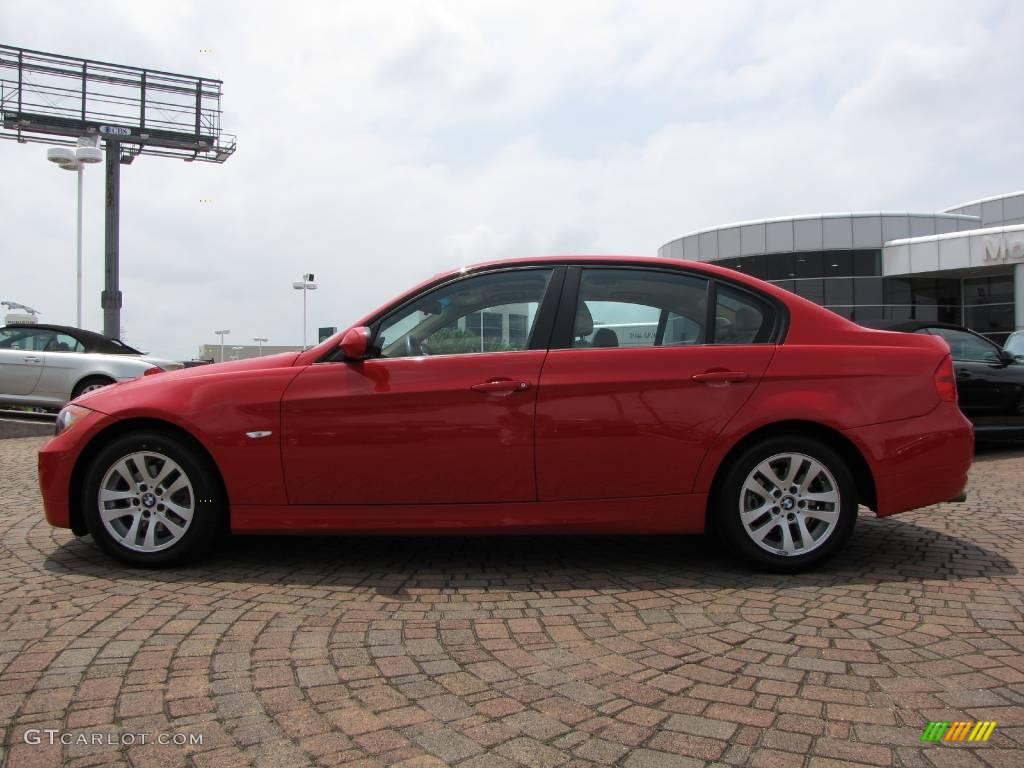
863;321;1024;440
0;324;183;410
1005;330;1024;363
39;256;973;571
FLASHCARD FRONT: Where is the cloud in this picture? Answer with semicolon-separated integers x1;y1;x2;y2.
1;0;1022;359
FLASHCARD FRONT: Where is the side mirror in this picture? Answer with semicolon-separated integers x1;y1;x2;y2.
998;349;1015;365
338;326;372;361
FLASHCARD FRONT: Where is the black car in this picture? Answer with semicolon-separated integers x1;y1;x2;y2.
862;321;1024;440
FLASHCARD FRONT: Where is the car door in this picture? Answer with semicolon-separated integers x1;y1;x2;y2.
281;266;562;505
0;328;53;396
34;332;88;400
535;267;777;501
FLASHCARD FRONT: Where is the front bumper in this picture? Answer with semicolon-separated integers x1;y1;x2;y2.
38;408;110;530
844;402;974;517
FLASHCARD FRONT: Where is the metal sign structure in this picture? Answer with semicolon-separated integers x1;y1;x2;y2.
0;44;236;338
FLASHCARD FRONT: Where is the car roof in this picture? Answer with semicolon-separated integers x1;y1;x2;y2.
0;323;142;354
457;254;804;298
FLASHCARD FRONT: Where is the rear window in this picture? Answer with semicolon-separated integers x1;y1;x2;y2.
713;284;775;344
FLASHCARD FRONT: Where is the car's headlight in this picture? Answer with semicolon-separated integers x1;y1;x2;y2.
55;404;91;436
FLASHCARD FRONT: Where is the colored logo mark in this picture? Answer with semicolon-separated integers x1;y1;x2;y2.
921;721;997;742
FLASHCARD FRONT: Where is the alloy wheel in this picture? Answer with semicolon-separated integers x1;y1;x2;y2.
738;452;841;557
97;451;195;553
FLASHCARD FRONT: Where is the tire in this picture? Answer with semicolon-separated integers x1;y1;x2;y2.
714;435;858;572
72;376;115;399
82;430;224;567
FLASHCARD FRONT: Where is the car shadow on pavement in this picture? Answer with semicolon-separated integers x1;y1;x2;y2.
43;511;1016;593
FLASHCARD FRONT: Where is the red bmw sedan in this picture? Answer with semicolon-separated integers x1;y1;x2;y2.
38;256;973;571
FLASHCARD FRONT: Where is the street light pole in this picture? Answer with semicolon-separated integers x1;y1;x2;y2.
75;165;83;328
292;274;318;349
214;329;230;362
47;138;101;328
253;336;267;357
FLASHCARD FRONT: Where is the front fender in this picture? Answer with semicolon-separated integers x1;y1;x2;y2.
78;365;305;506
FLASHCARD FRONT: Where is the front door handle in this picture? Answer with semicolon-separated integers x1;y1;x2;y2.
23;356;42;363
956;369;971;378
692;370;748;384
471;379;530;394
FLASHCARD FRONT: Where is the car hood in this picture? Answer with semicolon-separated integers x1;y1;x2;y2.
72;351;302;412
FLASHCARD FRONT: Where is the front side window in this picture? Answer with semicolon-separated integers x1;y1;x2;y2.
376;268;553;358
572;269;709;348
924;327;1001;363
0;328;55;351
1005;332;1024;357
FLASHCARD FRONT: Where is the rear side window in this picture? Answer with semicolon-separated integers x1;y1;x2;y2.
572;269;709;348
45;333;85;353
714;284;774;344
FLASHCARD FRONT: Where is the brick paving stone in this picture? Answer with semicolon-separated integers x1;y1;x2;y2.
1;437;1024;767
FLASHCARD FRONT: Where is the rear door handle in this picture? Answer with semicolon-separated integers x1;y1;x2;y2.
956;369;971;378
692;370;748;384
471;379;531;394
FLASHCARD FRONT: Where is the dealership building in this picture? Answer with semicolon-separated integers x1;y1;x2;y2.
659;190;1024;342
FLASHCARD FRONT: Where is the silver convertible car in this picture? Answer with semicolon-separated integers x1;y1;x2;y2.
0;324;182;410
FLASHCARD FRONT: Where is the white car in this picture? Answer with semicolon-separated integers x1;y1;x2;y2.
0;324;182;410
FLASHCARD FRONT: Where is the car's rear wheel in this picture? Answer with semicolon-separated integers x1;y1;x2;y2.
72;376;115;399
82;431;224;566
715;435;857;572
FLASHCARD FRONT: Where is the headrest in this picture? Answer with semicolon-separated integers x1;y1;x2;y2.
592;328;619;347
574;302;594;337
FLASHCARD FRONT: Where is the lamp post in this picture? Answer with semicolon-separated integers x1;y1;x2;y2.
214;329;230;362
291;273;318;349
46;137;103;328
231;345;244;361
253;336;267;357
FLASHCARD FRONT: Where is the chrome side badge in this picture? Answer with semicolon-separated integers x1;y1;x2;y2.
245;430;273;439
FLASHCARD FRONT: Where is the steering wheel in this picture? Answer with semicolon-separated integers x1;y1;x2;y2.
404;335;430;357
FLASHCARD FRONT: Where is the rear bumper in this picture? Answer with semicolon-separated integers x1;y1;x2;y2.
38;408;110;530
844;402;974;517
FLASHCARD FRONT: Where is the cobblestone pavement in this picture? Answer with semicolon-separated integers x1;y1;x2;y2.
1;436;1023;768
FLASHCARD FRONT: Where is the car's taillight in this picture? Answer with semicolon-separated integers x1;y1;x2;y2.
934;354;957;402
143;367;163;377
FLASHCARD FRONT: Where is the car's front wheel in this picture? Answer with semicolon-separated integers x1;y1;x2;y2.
82;431;224;566
715;435;858;572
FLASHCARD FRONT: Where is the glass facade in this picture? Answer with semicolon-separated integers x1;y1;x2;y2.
713;248;971;328
962;275;1015;338
662;199;1024;342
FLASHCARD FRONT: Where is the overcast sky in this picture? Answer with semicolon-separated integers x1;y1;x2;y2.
2;0;1023;360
